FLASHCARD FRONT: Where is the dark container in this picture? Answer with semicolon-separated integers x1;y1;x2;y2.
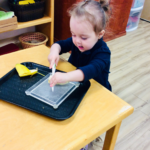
8;0;45;22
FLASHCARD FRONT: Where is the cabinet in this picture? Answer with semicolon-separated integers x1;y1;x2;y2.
141;0;150;21
0;0;54;47
54;0;133;42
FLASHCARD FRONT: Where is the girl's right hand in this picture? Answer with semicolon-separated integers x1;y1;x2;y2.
48;43;61;69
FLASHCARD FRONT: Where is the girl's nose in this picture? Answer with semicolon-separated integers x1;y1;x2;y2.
75;37;81;44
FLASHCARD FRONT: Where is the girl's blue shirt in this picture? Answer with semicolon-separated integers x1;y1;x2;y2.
56;37;112;91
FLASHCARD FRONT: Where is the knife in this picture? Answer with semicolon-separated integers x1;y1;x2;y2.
52;64;56;92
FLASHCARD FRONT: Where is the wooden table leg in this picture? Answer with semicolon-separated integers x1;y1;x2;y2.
102;122;122;150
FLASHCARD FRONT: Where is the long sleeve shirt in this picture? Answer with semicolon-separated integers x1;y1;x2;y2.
56;37;112;91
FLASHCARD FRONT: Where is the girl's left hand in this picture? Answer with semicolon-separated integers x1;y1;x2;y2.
50;72;68;87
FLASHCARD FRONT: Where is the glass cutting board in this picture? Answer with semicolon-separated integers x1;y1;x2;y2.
25;73;80;109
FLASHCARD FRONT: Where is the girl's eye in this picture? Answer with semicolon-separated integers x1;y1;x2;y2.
72;35;76;37
81;37;87;40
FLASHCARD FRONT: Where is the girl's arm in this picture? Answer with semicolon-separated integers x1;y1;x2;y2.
48;37;73;69
48;43;61;68
67;69;84;82
55;37;73;54
50;69;84;87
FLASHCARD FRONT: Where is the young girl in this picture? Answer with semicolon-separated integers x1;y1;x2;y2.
48;0;111;149
48;0;111;92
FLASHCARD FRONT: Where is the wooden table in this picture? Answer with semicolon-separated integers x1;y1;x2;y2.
0;45;134;150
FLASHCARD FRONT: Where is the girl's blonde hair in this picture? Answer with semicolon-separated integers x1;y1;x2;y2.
68;0;111;34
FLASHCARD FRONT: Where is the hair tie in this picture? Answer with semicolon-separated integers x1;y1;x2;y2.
84;0;90;3
100;0;104;5
82;0;90;7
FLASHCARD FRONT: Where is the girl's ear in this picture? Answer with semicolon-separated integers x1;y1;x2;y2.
98;30;105;39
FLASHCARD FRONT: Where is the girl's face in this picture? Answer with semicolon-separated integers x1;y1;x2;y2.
70;16;104;52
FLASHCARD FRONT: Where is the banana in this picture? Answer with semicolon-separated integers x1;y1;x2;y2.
15;64;37;77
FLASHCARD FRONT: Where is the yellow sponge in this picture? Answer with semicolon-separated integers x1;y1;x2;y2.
19;0;35;5
19;1;29;5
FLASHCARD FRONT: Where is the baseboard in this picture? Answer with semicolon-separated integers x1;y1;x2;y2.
140;18;150;23
104;31;126;42
0;36;21;49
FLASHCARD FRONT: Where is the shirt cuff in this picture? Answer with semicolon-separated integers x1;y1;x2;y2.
78;65;96;82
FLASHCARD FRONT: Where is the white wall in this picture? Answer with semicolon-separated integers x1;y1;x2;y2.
0;27;35;40
0;0;35;40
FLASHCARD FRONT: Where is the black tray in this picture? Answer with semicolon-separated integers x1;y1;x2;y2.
0;62;90;120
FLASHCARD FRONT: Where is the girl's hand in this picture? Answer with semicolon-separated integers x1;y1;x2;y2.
48;43;61;69
50;72;68;87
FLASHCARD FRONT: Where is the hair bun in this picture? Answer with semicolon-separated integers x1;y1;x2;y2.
99;0;111;22
99;0;109;12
